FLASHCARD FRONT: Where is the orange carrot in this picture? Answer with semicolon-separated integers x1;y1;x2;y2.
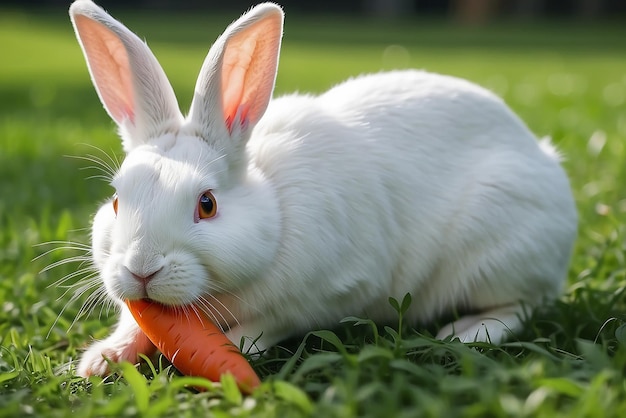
125;299;260;393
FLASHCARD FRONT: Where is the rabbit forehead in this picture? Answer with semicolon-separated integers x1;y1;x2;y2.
112;134;223;197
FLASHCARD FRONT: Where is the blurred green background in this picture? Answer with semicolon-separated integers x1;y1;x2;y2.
1;1;624;230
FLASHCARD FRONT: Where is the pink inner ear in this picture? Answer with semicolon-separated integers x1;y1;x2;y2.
123;104;135;124
219;13;281;131
74;15;136;125
221;39;255;124
225;104;250;133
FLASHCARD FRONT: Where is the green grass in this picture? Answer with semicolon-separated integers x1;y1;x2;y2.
1;6;626;417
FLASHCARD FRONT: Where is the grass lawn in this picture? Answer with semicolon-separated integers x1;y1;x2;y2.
1;5;626;417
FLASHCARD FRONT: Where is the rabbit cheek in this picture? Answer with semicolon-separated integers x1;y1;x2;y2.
91;201;116;272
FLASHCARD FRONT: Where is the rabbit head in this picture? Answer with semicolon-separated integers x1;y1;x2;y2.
70;0;284;307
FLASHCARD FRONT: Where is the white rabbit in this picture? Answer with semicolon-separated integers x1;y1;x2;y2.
69;0;577;377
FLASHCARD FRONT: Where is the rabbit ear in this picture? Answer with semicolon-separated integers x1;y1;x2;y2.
188;3;283;142
69;0;183;151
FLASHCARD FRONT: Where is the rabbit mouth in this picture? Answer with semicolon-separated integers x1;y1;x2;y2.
129;295;239;333
106;251;208;307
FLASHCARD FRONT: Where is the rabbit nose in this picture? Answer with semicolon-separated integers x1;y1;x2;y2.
123;245;166;284
129;267;162;284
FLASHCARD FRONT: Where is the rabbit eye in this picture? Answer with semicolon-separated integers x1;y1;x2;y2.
112;195;118;215
198;191;217;219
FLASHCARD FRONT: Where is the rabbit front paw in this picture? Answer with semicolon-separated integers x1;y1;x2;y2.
76;330;155;377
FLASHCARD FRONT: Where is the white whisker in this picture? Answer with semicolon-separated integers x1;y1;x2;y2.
52;276;100;310
50;267;98;290
200;293;242;330
188;304;208;326
40;255;93;274
79;286;109;322
65;143;122;184
32;241;91;261
36;236;110;341
203;280;260;314
46;273;103;338
36;145;122;344
194;298;228;333
34;240;92;249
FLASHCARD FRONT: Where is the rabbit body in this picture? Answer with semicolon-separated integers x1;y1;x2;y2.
69;0;577;377
235;70;576;344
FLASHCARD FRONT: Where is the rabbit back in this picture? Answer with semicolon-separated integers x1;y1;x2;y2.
244;70;576;331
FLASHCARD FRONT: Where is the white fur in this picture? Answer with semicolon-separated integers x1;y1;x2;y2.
69;0;577;377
